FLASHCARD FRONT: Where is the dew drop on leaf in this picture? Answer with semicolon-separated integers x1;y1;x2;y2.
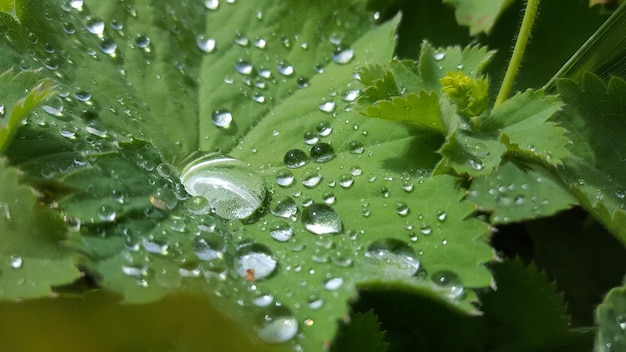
395;202;410;216
296;76;310;89
193;236;225;261
9;255;23;269
302;203;343;235
178;153;266;220
197;35;216;53
235;59;254;75
310;143;335;163
269;220;294;242
316;121;333;136
431;270;465;300
98;205;117;222
270;196;297;218
85;18;105;35
436;210;447;222
135;34;150;49
348;140;364;154
338;174;354;189
204;0;219;10
283;149;309;169
150;188;178;210
318;101;336;114
364;238;420;277
277;61;294;76
275;168;295;187
343;89;360;102
256;306;299;343
332;47;354;64
303;130;319;145
323;276;344;290
302;168;323;188
252;294;274;307
211;109;232;128
235;243;277;281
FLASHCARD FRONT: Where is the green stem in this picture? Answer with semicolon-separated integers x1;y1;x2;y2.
494;0;541;107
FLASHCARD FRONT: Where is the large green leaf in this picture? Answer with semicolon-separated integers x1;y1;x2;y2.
0;158;80;299
554;74;626;242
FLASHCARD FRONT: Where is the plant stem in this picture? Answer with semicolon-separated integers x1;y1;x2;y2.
494;0;541;107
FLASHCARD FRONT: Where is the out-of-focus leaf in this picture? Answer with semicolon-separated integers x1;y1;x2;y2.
595;285;626;352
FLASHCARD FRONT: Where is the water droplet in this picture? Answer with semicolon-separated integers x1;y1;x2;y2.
419;224;432;235
235;59;254;75
303;130;319;145
433;50;446;61
150;188;178;210
98;205;117;222
616;188;626;200
302;168;323;188
235;243;277;281
234;32;249;46
253;294;274;307
283;149;308;169
253;37;266;49
193;236;225;261
396;202;410;216
318;101;336;114
307;296;324;310
270;196;297;218
197;35;216;53
99;38;117;55
204;0;219;10
310;143;335;163
332;47;354;64
338;174;354;189
316;121;332;136
277;61;294;76
348;140;364;154
275;168;295;187
436;210;447;222
322;192;336;205
431;270;465;300
9;256;23;269
135;34;150;49
211;109;232;128
323;277;344;290
256;306;298;343
468;159;484;171
302;203;342;235
296;77;310;89
269;220;294;242
343;89;360;102
364;238;420;277
86;18;105;35
252;93;266;104
69;0;83;9
179;153;266;220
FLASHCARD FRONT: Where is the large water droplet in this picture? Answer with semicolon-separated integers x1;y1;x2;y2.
256;306;299;343
302;203;342;235
332;47;354;64
364;238;420;277
178;153;266;220
235;243;277;281
323;276;344;290
235;59;254;75
277;61;294;76
197;34;216;53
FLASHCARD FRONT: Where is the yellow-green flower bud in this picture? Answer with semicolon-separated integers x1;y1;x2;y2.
440;72;489;117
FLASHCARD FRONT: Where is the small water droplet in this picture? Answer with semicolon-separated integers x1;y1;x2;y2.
197;34;216;53
318;101;336;114
234;32;249;46
284;149;308;169
468;159;484;171
253;37;266;49
270;196;298;218
211;109;232;128
98;205;117;222
256;306;299;343
307;296;324;310
193;236;225;261
302;168;323;188
343;89;360;102
99;38;117;55
433;50;446;61
204;0;219;10
302;203;342;235
364;238;420;277
269;220;294;242
9;256;23;269
436;210;447;222
396;202;410;216
235;59;254;75
179;153;266;220
348;140;364;154
275;169;295;187
86;18;105;35
316;121;333;136
431;270;465;300
235;243;277;281
419;224;432;235
332;47;354;64
296;77;310;89
310;143;335;163
322;192;336;205
150;188;178;210
339;174;354;189
252;294;274;307
135;34;150;49
323;277;344;290
303;130;319;145
277;61;294;76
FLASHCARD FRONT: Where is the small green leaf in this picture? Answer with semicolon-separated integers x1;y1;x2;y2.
445;0;515;35
0;69;55;154
468;162;577;224
554;74;626;243
482;89;568;166
0;158;80;299
595;285;626;352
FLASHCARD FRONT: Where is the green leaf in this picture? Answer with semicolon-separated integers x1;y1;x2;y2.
0;69;55;154
480;259;594;352
595;285;626;352
482;89;568;166
467;162;577;224
554;74;626;242
445;0;515;35
0;158;80;299
331;310;388;352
